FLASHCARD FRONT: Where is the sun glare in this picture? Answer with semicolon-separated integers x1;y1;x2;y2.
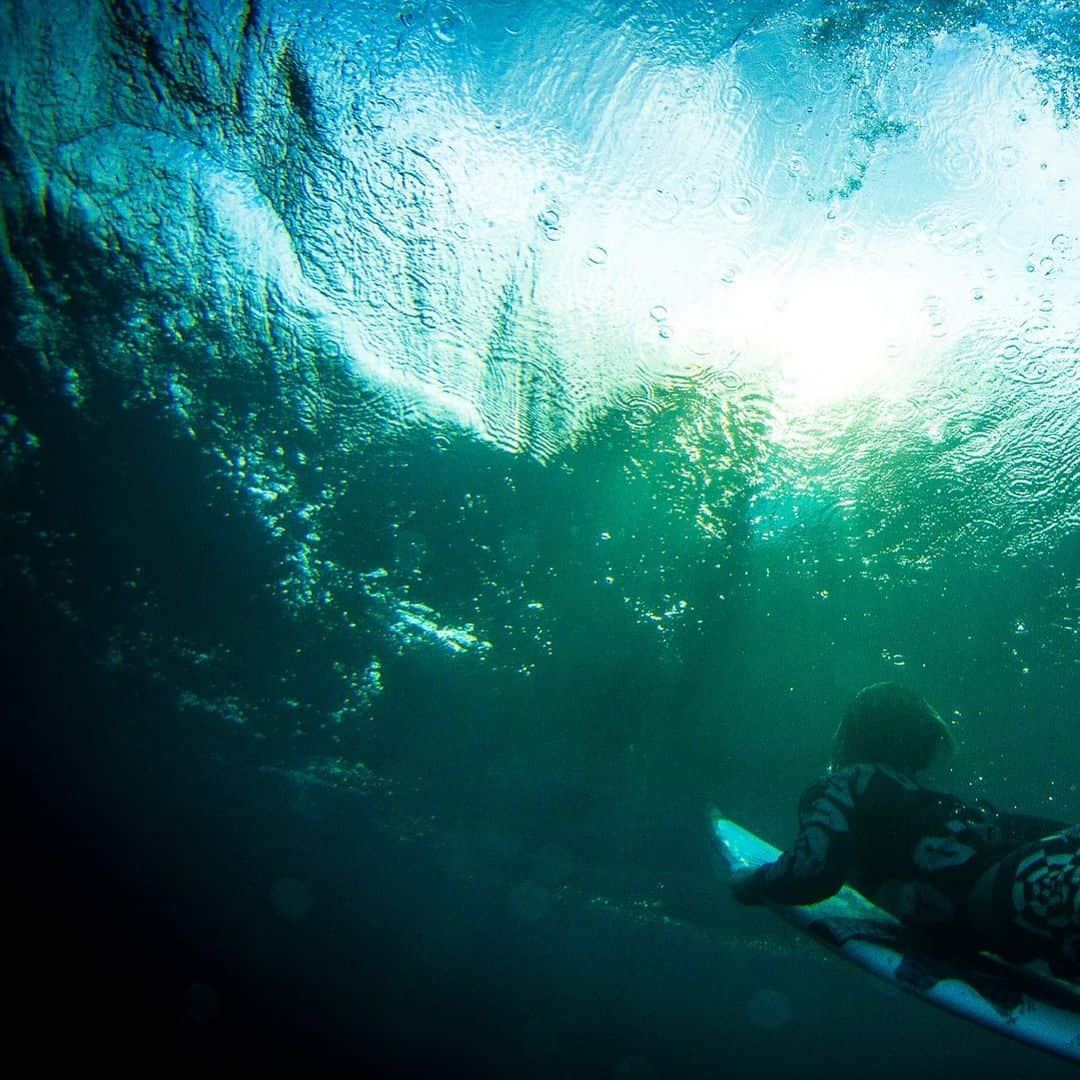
687;259;945;419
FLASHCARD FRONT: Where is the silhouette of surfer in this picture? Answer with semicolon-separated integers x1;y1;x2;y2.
731;683;1079;981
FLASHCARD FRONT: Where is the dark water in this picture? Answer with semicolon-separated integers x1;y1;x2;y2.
3;0;1079;1075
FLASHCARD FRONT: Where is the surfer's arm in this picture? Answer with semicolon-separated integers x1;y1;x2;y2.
1004;811;1072;844
974;798;1070;845
732;776;855;906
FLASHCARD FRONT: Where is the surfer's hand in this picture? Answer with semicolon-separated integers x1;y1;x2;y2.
729;867;762;905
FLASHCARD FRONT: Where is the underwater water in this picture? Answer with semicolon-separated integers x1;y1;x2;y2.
2;0;1079;1074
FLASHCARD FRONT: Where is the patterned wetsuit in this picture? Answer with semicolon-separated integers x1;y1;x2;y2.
735;763;1080;978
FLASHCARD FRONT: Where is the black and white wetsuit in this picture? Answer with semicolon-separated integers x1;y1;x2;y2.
734;763;1080;978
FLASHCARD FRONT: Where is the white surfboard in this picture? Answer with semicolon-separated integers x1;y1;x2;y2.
712;812;1080;1064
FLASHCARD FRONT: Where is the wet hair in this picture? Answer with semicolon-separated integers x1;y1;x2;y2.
831;682;955;775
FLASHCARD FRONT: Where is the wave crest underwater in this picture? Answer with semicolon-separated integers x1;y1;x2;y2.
5;0;1080;518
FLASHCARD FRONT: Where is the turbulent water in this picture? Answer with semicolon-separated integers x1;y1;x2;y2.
3;0;1079;1076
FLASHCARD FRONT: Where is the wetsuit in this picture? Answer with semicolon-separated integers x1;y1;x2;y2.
733;763;1080;979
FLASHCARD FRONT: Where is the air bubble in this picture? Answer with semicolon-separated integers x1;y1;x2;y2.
430;7;464;43
688;329;716;356
962;431;996;459
836;224;858;248
722;82;749;111
765;92;800;126
644;188;679;223
729;195;754;220
625;397;662;428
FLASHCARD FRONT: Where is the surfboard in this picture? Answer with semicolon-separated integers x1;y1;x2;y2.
711;812;1080;1064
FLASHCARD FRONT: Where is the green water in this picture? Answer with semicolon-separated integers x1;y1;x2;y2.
2;0;1078;1074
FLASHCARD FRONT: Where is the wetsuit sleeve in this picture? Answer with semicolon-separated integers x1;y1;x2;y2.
967;794;1069;847
733;775;856;906
999;810;1071;845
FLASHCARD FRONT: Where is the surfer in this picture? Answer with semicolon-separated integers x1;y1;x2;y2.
730;682;1080;980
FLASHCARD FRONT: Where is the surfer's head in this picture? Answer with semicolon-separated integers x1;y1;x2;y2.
830;683;955;776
